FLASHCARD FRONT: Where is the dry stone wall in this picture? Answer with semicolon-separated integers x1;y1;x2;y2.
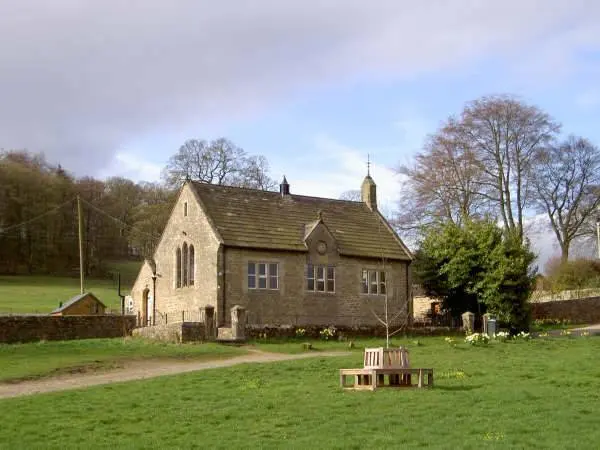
531;296;600;324
0;315;136;344
132;322;206;343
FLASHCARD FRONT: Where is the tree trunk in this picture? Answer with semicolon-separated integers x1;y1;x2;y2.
560;243;569;263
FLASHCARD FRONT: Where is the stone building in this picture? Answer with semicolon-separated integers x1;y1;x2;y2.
130;174;413;328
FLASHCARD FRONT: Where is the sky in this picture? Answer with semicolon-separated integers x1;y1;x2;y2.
1;0;600;268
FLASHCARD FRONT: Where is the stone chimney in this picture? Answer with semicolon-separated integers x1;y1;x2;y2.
280;176;290;196
361;175;377;211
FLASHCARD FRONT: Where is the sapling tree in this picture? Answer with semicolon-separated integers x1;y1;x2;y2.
364;221;412;348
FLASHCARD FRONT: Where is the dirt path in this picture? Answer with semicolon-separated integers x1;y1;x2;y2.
0;350;351;400
573;324;600;334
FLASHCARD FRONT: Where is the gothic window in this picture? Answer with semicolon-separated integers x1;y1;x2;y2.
176;247;182;288
182;243;188;287
189;245;195;286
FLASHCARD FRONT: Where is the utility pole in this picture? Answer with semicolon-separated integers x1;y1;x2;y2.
596;217;600;260
77;195;84;295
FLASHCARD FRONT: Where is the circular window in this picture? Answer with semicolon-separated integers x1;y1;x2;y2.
317;241;327;255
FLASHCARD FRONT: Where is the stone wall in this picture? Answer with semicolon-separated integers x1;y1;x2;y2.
132;322;206;343
0;315;137;344
224;247;411;328
531;296;600;324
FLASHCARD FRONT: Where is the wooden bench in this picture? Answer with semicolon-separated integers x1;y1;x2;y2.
340;347;433;391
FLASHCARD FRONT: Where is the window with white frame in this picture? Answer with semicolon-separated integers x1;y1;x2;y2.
307;264;335;292
361;269;386;295
248;262;279;290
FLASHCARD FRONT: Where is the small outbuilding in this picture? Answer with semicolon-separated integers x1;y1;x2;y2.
51;292;106;316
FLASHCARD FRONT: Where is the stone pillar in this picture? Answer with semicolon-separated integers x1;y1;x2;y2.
204;305;215;340
231;305;247;341
461;311;475;334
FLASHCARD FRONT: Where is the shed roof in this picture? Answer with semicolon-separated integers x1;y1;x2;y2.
51;292;105;314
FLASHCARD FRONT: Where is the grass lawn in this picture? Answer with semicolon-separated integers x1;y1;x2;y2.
1;335;599;449
0;338;247;383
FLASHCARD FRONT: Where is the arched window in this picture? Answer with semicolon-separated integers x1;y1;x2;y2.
182;243;188;287
189;245;195;286
176;247;182;288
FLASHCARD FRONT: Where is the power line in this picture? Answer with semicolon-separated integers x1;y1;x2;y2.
79;197;162;240
0;198;76;235
0;195;163;241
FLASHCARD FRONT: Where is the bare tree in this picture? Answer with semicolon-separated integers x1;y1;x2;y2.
533;136;600;262
396;128;486;231
233;155;277;191
456;95;561;240
396;95;561;242
339;190;361;201
162;137;275;190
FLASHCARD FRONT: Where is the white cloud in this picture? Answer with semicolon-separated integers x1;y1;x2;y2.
97;152;163;183
0;1;598;174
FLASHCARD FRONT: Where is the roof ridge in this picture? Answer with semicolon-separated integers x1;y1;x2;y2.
191;181;278;194
191;181;364;205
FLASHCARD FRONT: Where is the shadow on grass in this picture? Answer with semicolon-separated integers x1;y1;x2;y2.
434;384;484;391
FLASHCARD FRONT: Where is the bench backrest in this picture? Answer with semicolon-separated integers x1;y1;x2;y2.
364;347;410;369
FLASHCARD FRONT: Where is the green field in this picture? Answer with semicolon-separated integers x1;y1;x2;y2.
0;261;141;314
0;262;141;313
0;338;247;383
1;336;599;449
0;275;124;313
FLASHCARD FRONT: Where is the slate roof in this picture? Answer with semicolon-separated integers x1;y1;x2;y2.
190;181;412;261
51;292;105;314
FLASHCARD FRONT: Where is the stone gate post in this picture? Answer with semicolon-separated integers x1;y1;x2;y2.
203;305;215;340
461;311;475;334
231;305;247;340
